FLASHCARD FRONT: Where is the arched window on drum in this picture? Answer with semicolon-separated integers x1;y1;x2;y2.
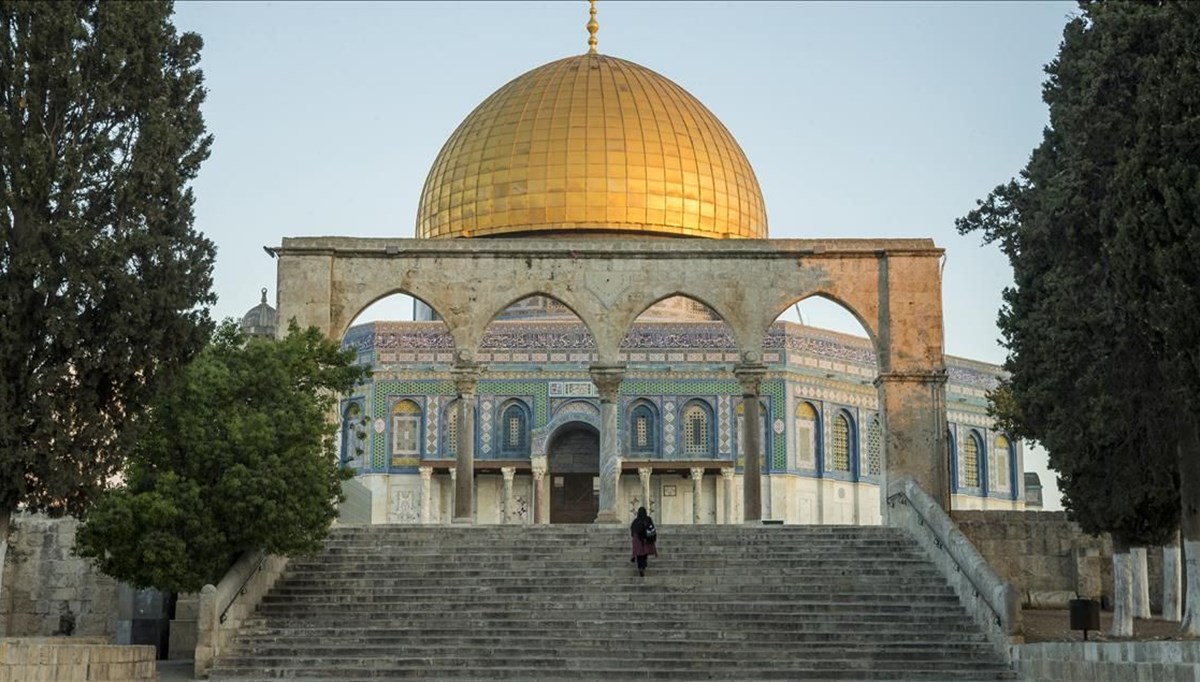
793;402;819;470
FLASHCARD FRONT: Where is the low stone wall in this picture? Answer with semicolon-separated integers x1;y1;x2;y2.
954;510;1163;611
1012;641;1200;681
1;515;117;639
0;638;156;681
195;550;288;677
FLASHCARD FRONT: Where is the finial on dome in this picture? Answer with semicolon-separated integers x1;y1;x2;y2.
260;287;268;304
586;0;599;54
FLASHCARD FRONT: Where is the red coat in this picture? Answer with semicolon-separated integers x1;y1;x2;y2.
630;517;658;558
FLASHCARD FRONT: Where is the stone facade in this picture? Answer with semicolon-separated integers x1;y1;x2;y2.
0;638;156;681
337;316;1023;525
955;510;1164;611
0;515;117;639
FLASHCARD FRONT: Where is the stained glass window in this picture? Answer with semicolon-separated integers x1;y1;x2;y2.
631;403;656;455
500;402;529;457
831;413;851;472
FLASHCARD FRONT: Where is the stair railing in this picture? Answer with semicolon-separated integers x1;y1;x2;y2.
194;550;290;678
886;475;1022;663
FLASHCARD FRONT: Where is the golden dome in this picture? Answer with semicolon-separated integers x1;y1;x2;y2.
416;52;767;239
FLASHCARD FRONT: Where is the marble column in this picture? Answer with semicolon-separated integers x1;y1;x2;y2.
448;467;457;525
589;364;626;524
531;456;547;525
452;361;480;524
419;466;433;524
501;466;516;524
734;362;767;523
722;468;736;524
690;467;705;525
638;467;653;515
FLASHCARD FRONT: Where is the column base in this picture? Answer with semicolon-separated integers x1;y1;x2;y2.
451;516;474;525
593;510;622;524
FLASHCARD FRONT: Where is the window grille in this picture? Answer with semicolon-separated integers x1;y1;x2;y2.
993;435;1011;493
391;400;421;457
794;402;817;469
682;403;710;456
963;432;980;488
832;413;851;472
866;414;882;476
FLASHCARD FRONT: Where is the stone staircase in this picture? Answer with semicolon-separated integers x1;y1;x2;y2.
209;525;1017;680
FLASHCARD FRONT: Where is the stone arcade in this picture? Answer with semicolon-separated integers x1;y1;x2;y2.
271;6;1024;526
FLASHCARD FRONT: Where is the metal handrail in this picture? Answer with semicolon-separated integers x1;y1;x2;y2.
219;552;266;624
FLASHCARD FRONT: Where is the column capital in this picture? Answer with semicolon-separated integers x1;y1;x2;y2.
500;466;516;482
690;466;705;481
637;466;653;480
448;467;457;480
531;455;548;478
419;466;433;481
452;362;481;395
733;363;768;395
588;363;626;402
721;467;735;482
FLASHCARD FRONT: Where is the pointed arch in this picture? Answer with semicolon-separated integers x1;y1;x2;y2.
628;399;660;458
793;401;820;471
390;399;422;466
498;399;531;458
828;409;856;477
680;399;715;457
962;429;983;490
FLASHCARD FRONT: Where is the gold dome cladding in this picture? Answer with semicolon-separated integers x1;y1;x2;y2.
416;52;768;240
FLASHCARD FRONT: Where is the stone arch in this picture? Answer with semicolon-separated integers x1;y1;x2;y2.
276;237;951;514
532;405;601;457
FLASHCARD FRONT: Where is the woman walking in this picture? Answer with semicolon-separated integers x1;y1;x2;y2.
629;506;657;577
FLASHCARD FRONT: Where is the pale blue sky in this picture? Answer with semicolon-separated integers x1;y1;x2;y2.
171;0;1075;509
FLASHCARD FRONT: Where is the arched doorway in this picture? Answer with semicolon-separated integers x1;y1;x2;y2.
548;423;600;524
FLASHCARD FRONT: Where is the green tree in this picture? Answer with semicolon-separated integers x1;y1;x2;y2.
0;0;214;583
75;322;365;592
958;1;1200;634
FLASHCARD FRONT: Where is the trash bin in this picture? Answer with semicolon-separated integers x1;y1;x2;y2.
1069;598;1100;640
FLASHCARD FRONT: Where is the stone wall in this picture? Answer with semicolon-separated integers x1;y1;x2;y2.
0;638;156;681
1;515;117;639
954;510;1164;611
1011;641;1200;681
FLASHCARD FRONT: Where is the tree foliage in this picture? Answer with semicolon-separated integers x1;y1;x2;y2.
76;322;366;592
957;1;1200;548
0;1;215;527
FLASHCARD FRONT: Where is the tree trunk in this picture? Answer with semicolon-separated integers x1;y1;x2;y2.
1132;547;1151;619
1111;542;1134;638
0;509;10;635
1180;412;1200;636
1164;529;1183;622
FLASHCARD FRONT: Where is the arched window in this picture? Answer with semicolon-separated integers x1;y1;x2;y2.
793;402;818;470
963;430;981;488
830;411;853;473
391;399;422;463
947;427;958;492
342;402;365;468
992;434;1012;494
442;400;459;458
499;401;530;457
681;401;713;456
630;402;658;457
735;399;768;462
866;414;882;477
